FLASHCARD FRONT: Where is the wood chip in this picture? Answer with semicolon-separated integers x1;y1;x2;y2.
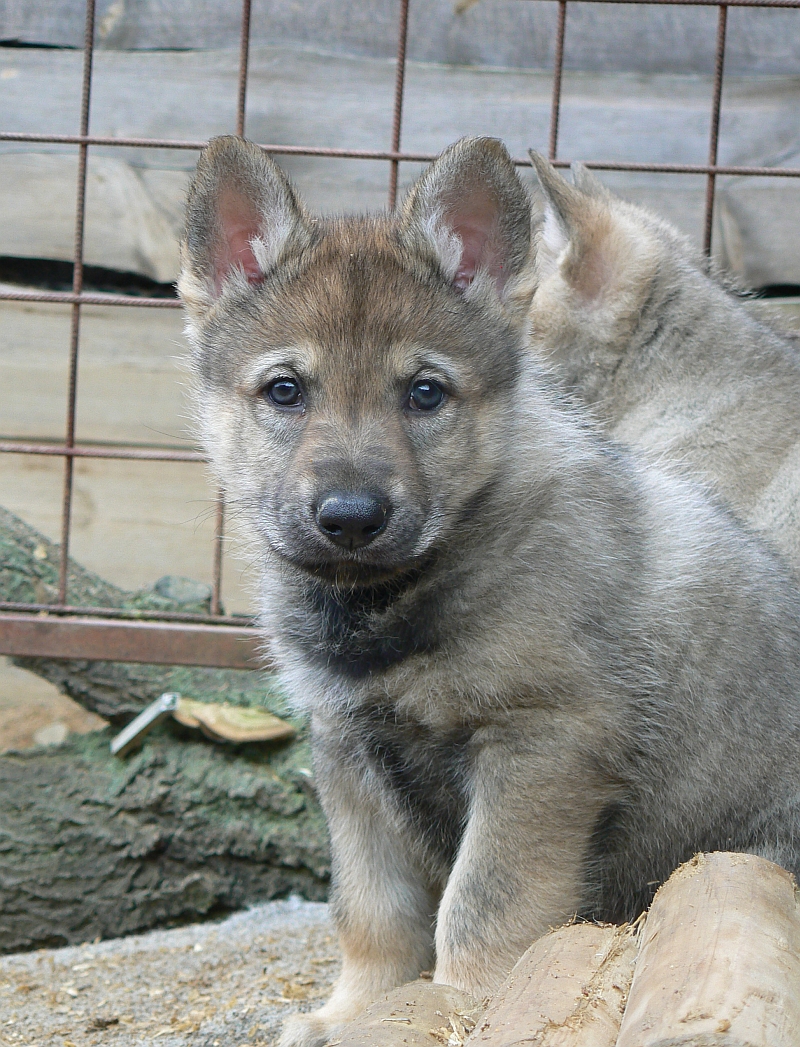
173;698;295;743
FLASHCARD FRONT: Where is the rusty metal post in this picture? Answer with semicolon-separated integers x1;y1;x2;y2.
388;0;411;210
211;494;225;616
0;613;263;669
236;0;253;137
703;3;728;255
58;0;97;606
549;0;568;161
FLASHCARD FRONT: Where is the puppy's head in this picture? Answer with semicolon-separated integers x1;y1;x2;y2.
179;136;531;587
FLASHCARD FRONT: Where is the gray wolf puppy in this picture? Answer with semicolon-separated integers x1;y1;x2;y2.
179;135;800;1047
525;152;800;574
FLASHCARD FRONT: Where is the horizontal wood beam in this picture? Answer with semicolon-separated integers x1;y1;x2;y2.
0;613;265;670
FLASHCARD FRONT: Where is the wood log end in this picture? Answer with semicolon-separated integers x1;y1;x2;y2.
617;851;800;1047
334;980;482;1047
470;921;639;1047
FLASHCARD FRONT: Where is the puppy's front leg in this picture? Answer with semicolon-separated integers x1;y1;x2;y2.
433;721;611;997
280;758;437;1047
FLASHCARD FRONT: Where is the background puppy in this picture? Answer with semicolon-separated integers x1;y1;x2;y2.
525;153;800;573
180;136;800;1047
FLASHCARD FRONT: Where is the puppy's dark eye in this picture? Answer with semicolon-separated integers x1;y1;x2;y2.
265;377;303;407
408;379;445;412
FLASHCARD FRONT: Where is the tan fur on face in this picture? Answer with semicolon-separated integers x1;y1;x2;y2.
185;214;522;594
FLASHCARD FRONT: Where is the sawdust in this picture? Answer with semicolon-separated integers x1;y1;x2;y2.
0;898;339;1046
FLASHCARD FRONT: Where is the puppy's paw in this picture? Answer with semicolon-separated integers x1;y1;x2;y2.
279;1011;348;1047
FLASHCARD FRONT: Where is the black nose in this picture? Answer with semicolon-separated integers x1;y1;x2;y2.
315;492;388;549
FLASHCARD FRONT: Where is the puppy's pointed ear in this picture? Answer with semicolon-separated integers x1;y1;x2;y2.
527;150;584;273
400;137;531;297
179;136;310;321
529;150;632;303
528;150;658;322
570;161;606;198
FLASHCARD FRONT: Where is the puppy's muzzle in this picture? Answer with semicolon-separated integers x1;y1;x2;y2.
315;491;390;550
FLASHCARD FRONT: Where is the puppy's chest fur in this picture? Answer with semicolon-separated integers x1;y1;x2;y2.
282;571;444;679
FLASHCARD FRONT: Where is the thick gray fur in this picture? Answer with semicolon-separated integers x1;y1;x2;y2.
180;136;800;1047
527;151;800;575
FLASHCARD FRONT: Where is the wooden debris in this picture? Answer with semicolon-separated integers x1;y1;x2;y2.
173;697;296;744
468;923;638;1047
108;691;296;757
334;980;481;1047
616;851;800;1046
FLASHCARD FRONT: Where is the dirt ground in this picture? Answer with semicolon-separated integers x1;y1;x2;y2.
0;898;339;1046
0;657;106;752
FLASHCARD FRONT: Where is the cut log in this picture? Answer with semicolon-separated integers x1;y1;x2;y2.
0;727;330;955
468;923;638;1047
0;505;331;954
336;980;482;1047
616;851;800;1047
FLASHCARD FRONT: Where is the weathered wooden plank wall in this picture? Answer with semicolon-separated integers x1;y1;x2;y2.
3;0;800;75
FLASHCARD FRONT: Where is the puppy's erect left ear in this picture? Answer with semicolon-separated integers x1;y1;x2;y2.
179;136;311;322
400;137;531;297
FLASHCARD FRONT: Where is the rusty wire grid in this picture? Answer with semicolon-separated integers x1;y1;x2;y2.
0;0;799;667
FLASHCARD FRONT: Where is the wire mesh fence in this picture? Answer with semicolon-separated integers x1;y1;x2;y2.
0;0;798;667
